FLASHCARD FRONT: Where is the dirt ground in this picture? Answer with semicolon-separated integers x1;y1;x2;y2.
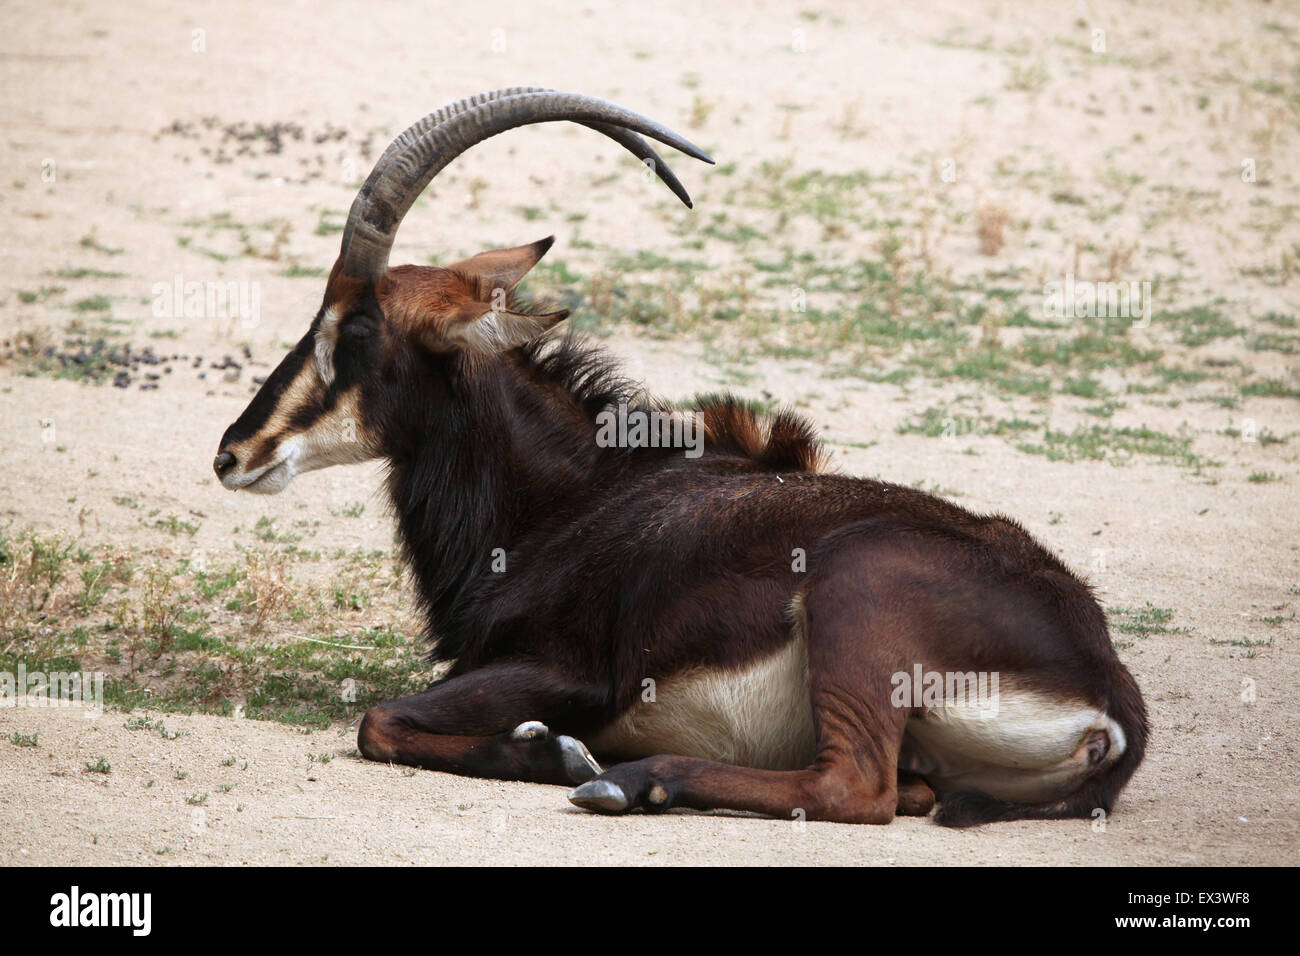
1;0;1298;865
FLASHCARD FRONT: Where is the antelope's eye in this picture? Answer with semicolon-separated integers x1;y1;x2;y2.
341;321;371;340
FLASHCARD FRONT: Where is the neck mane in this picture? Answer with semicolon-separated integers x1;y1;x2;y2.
384;335;638;649
383;333;826;659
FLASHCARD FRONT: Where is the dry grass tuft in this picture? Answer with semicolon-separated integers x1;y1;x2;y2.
976;202;1010;256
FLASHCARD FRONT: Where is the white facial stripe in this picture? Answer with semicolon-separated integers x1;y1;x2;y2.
315;307;340;386
299;387;376;467
227;388;378;495
219;309;380;494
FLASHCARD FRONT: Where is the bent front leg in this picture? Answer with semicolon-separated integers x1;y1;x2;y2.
357;660;609;785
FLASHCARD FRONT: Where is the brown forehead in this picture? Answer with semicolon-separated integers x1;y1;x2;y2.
322;262;374;318
324;260;476;333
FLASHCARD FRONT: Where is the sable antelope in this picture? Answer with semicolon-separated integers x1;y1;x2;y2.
214;87;1148;826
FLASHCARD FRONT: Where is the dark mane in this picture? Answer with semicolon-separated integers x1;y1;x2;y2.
516;331;642;422
690;394;828;473
515;332;828;473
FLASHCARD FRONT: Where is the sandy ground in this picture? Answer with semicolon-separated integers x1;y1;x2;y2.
1;0;1298;865
0;701;1284;866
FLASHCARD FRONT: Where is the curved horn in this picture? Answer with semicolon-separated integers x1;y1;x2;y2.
339;89;714;281
367;86;698;209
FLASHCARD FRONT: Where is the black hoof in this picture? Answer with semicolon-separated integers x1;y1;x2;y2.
569;779;629;813
557;735;603;783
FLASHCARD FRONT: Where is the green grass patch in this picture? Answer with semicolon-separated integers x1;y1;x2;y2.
280;264;328;278
51;267;126;280
73;295;112;312
1242;379;1300;399
1017;424;1211;468
1109;603;1187;646
1159;306;1240;347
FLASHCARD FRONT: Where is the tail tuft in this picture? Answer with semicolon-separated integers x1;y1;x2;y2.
933;790;1028;828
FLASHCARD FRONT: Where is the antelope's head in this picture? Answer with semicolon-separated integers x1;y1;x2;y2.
213;87;711;494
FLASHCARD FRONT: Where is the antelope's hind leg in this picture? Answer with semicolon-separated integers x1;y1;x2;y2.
571;568;920;824
357;661;606;785
569;689;908;824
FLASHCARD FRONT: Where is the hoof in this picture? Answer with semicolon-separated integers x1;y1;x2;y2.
511;720;549;740
569;779;629;813
557;735;603;783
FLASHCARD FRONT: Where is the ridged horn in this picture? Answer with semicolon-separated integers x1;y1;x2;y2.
339;89;713;281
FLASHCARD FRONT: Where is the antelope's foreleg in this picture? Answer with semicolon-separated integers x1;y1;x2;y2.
357;661;607;785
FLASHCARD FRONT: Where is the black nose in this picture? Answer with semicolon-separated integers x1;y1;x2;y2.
213;451;236;478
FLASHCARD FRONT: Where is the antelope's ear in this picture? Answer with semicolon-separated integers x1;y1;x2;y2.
447;236;555;295
433;304;570;354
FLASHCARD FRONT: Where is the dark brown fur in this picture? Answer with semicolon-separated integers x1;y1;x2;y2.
218;255;1149;826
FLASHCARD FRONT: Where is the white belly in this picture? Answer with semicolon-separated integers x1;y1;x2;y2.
587;635;817;771
586;635;1123;806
